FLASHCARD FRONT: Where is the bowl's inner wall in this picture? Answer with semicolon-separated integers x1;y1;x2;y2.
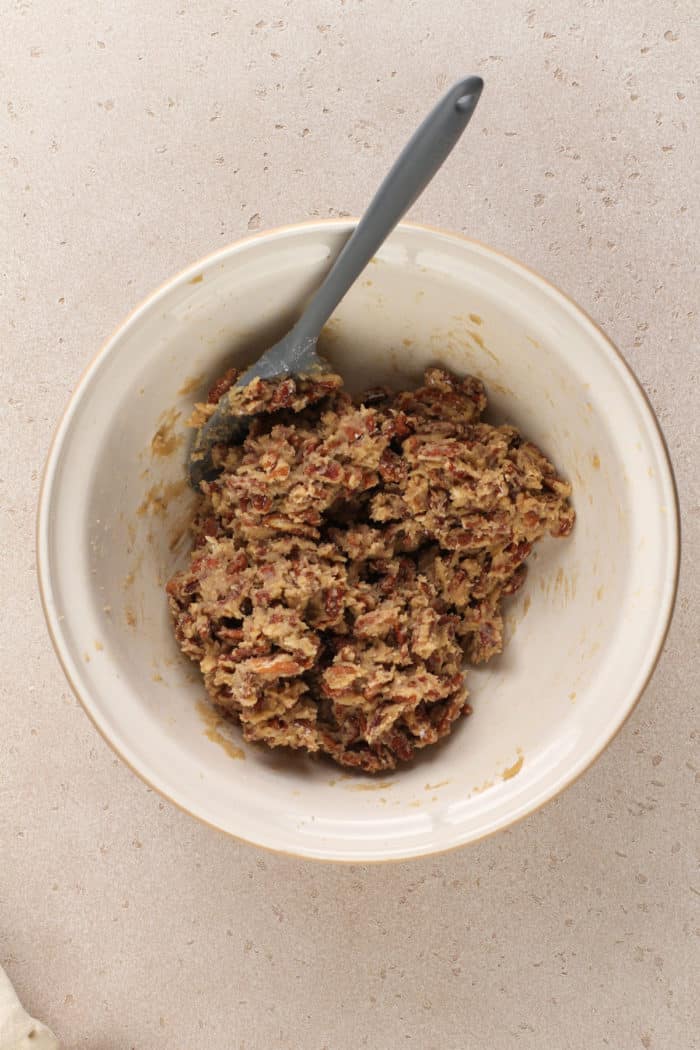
44;226;675;859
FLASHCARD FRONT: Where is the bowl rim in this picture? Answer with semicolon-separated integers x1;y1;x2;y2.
36;218;681;863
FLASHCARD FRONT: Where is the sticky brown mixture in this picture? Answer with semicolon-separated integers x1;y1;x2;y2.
167;367;574;772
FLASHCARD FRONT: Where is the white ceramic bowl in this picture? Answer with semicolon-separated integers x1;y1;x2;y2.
38;222;679;862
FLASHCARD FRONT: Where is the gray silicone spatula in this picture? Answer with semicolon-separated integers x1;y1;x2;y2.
189;75;484;488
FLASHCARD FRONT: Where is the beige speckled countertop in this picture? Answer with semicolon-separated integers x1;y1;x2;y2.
1;2;697;1047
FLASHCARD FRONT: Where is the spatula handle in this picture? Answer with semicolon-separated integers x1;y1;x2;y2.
290;75;484;344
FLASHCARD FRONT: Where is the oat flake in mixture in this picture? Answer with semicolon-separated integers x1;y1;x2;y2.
167;366;574;772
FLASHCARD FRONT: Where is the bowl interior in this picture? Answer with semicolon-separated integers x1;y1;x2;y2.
39;223;678;860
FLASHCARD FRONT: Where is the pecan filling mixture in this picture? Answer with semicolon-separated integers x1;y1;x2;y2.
167;366;574;772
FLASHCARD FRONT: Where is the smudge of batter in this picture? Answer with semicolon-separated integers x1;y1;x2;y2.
137;480;187;517
168;523;190;552
178;374;205;397
196;700;245;760
502;753;524;780
347;780;394;792
151;408;183;458
468;328;500;364
489;381;515;397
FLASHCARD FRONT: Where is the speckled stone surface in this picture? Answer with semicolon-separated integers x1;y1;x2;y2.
1;2;697;1047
